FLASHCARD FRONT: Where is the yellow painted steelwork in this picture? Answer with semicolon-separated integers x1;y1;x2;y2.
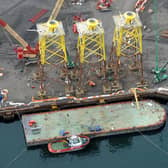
113;11;142;58
48;20;59;32
130;88;140;109
76;18;106;64
37;20;67;65
39;36;46;65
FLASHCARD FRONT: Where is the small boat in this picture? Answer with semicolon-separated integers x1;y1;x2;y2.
48;135;90;154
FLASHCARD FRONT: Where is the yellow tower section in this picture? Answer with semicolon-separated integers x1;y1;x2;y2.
37;20;67;65
113;11;142;68
76;18;106;64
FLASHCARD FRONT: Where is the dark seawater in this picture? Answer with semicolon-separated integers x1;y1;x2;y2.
0;104;168;168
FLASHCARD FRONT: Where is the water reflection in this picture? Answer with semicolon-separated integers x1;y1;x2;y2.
108;135;132;153
36;125;166;158
23;102;168;160
164;103;168;112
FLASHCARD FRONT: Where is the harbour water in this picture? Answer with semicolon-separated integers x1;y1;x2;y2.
0;104;168;168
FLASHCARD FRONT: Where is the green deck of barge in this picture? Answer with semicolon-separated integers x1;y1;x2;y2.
22;100;166;146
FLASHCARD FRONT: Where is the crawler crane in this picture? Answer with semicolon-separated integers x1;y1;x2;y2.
0;0;65;61
0;19;38;59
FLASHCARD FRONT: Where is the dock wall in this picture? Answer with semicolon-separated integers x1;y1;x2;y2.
0;88;167;121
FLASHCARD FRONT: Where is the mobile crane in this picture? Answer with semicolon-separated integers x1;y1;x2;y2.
48;0;64;22
0;19;38;59
0;0;64;60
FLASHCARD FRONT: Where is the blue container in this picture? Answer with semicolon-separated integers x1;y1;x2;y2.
0;94;3;102
95;125;102;131
59;129;65;136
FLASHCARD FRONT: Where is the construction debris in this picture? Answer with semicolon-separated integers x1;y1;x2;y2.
7;101;25;107
96;0;113;11
148;8;153;14
0;67;4;77
71;0;85;5
88;80;96;87
160;30;168;38
72;15;86;33
0;89;8;106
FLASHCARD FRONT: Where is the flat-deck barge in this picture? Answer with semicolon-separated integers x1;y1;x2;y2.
22;99;166;146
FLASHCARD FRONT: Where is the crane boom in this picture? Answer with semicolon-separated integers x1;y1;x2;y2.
0;19;28;48
48;0;64;22
0;19;38;59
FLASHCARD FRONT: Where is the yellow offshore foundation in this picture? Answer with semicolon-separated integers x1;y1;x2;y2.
76;18;106;64
113;11;142;59
37;20;67;65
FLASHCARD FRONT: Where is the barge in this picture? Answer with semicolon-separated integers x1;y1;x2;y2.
22;99;166;146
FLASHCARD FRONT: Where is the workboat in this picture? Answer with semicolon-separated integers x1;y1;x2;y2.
48;135;90;154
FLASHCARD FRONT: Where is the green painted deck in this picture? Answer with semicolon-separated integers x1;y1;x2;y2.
51;141;68;150
22;100;166;146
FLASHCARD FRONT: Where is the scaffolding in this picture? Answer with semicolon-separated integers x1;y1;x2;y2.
37;20;67;65
113;11;142;70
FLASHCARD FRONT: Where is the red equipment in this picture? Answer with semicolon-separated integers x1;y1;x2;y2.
96;0;113;11
88;80;96;87
72;15;85;33
0;19;39;59
28;120;37;127
28;9;48;23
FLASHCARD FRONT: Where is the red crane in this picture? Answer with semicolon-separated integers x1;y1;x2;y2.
0;0;64;60
0;19;39;59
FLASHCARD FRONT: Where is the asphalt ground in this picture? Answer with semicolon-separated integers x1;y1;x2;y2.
0;0;167;102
